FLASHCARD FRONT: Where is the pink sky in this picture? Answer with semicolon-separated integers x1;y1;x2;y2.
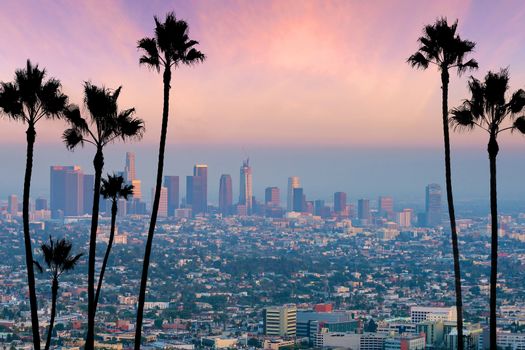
1;0;525;148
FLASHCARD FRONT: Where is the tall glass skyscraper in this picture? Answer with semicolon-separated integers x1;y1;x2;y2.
287;176;301;212
239;159;253;214
50;165;84;218
164;175;179;216
425;183;442;227
219;174;233;216
187;164;208;215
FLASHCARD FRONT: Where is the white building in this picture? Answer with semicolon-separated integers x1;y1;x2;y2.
410;306;457;324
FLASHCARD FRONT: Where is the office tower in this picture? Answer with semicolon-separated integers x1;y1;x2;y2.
219;174;233;216
50;166;84;218
293;188;305;212
125;152;136;181
265;187;280;207
131;179;142;200
425;184;442;227
410;306;457;323
164;176;179;216
7;195;18;216
397;208;413;228
287;176;301;211
186;165;208;216
239;159;253;214
334;192;347;214
264;305;297;337
83;174;94;215
357;199;370;222
152;186;168;217
378;196;394;218
35;197;48;211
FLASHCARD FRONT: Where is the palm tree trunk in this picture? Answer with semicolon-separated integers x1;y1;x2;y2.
44;278;58;350
94;200;117;311
135;66;171;350
441;69;464;350
488;134;499;350
85;147;104;350
23;124;41;350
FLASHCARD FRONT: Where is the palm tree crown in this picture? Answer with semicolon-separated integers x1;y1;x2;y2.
451;68;525;134
101;174;134;203
0;60;68;123
35;237;83;278
138;12;206;71
408;17;478;74
63;83;144;150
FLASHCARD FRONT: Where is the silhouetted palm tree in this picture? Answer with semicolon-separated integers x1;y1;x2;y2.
134;12;205;349
34;237;82;350
94;174;134;310
451;68;525;349
0;60;68;350
63;83;144;350
407;18;477;349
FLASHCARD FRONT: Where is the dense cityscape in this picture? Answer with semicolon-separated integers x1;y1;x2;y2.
2;152;525;349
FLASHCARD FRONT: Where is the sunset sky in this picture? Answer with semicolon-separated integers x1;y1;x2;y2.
1;0;525;203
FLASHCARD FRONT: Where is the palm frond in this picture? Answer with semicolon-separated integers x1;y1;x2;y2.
407;52;429;70
508;89;525;114
513;116;525;134
138;37;161;71
0;82;24;119
63;128;85;150
450;107;476;131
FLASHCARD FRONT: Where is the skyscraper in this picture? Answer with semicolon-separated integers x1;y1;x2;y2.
287;176;301;212
357;199;370;222
265;187;280;207
239;159;253;214
83;174;94;215
164;176;179;216
186;164;208;215
7;195;18;216
293;187;305;212
50;166;84;218
378;196;394;218
219;174;233;216
125;152;136;181
152;186;168;217
35;197;48;211
334;192;347;214
425;184;442;227
264;305;297;337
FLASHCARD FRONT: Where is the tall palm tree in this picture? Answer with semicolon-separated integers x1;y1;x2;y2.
0;60;68;350
63;83;144;350
94;174;134;310
34;237;82;350
407;18;477;349
134;12;205;348
451;68;525;349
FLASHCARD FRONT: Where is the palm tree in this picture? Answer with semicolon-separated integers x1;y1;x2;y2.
94;174;134;310
63;83;144;349
0;60;68;350
407;18;477;349
34;237;82;350
450;68;525;349
134;12;205;349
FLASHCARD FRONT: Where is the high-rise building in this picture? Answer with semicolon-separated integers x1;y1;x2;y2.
239;159;253;214
219;174;233;216
425;184;442;227
264;305;297;337
186;164;208;215
125;152;136;181
83;174;94;215
358;199;370;222
410;306;457;324
35;197;48;211
164;176;179;216
293;188;305;212
152;186;168;217
7;195;18;216
378;196;394;218
265;187;280;207
397;208;413;228
50;166;84;218
287;176;301;212
334;192;347;214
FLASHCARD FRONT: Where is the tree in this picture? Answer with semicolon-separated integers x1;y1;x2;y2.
0;60;68;350
451;68;525;349
94;174;134;310
34;237;82;350
407;18;477;350
134;12;205;349
62;83;144;349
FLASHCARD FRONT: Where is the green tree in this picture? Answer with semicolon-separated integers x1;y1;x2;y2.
95;174;134;310
407;18;477;350
34;237;82;350
134;12;205;349
451;68;525;349
0;60;68;349
62;83;144;350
